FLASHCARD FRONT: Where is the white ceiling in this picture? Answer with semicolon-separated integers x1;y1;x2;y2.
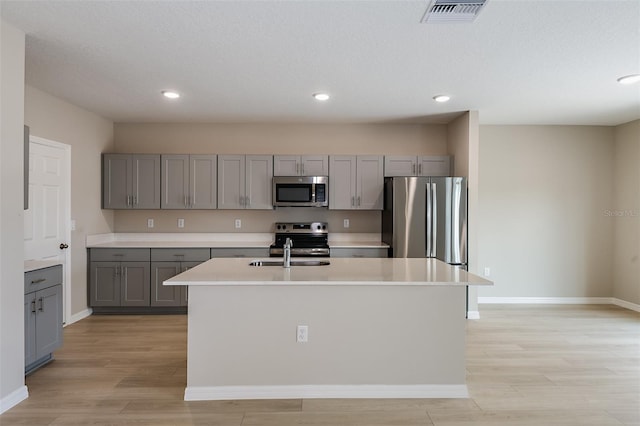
1;0;639;125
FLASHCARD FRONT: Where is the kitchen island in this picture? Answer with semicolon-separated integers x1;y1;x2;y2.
164;257;491;401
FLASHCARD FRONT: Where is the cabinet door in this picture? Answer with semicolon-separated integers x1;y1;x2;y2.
121;262;150;306
132;154;161;209
356;156;384;210
102;154;131;209
150;262;182;307
217;155;245;209
190;154;217;209
329;156;357;210
419;156;451;177
301;155;328;175
24;293;37;367
35;284;63;360
89;262;120;306
273;155;299;176
161;155;189;209
246;155;273;209
384;156;417;177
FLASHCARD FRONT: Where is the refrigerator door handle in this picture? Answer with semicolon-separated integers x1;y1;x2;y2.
452;180;462;263
426;182;432;257
431;182;437;258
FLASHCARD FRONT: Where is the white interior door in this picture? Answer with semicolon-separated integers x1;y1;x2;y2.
24;137;71;324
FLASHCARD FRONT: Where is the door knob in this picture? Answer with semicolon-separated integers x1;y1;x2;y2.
59;243;69;250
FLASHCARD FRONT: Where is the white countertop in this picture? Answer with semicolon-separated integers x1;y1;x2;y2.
24;260;63;273
85;233;389;250
164;257;492;287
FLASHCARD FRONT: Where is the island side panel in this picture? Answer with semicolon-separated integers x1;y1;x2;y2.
186;284;466;397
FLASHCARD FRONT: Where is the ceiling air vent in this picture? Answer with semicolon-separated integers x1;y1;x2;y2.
421;0;488;23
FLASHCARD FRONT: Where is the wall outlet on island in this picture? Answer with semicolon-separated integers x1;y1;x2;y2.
147;218;154;228
235;219;242;229
177;218;185;228
343;219;350;228
484;267;491;277
296;325;308;343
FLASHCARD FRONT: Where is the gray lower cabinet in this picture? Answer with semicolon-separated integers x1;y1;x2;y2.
210;248;270;258
89;249;151;307
330;248;388;258
24;265;63;374
150;248;210;306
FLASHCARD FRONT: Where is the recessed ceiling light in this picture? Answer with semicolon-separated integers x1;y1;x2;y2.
313;93;330;101
433;95;451;103
162;90;180;99
617;74;640;85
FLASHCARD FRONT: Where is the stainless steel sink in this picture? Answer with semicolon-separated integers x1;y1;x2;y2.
248;260;330;267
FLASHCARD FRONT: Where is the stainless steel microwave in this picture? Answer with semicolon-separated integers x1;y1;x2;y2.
272;176;328;207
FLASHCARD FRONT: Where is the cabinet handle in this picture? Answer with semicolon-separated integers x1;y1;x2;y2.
412;164;416;175
301;163;305;175
418;163;422;175
30;278;46;285
133;196;138;205
31;300;36;313
184;195;187;207
38;297;44;312
246;196;251;207
190;196;194;208
357;196;361;206
351;196;355;207
126;195;131;206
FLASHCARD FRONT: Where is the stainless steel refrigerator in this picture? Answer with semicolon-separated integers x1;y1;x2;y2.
382;176;467;267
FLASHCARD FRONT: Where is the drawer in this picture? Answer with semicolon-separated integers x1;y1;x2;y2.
210;248;270;258
330;248;389;258
89;248;150;262
25;265;63;294
151;248;210;262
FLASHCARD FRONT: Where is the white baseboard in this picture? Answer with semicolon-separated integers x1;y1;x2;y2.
65;308;92;326
612;298;640;313
478;297;640;313
184;384;469;401
0;386;28;414
467;311;480;319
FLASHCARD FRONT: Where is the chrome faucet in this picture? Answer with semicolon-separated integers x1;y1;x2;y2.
283;237;293;268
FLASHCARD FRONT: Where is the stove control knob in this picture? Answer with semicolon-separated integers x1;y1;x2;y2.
322;225;327;230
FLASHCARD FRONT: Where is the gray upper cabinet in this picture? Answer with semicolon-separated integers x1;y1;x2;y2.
161;154;217;209
274;155;328;176
329;155;383;210
384;155;451;177
103;154;161;209
218;155;273;209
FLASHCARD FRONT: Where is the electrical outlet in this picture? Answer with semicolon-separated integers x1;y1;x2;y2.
343;219;350;228
235;219;241;229
296;325;308;343
484;267;491;277
147;218;154;228
177;218;185;228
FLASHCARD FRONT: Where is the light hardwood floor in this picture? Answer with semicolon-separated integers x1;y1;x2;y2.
1;305;638;425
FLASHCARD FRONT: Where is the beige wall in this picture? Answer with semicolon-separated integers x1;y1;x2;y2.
25;86;115;316
477;125;615;298
0;20;26;409
113;123;447;233
612;119;640;305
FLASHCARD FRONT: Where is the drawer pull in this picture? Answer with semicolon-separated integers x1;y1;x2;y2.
31;300;36;313
31;278;46;284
